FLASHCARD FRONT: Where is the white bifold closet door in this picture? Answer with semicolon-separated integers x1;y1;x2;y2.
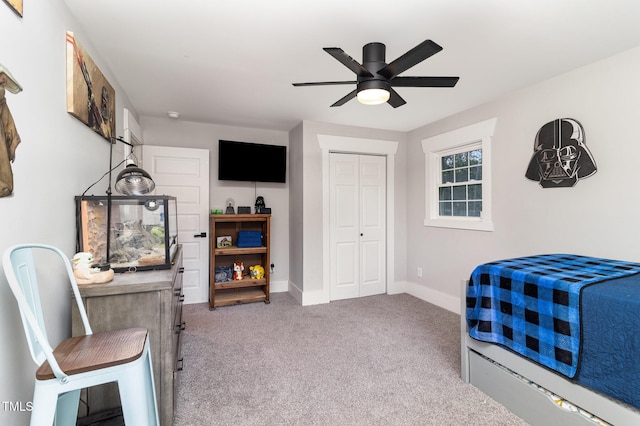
329;153;386;301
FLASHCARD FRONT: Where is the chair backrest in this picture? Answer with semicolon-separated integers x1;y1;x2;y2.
2;244;93;380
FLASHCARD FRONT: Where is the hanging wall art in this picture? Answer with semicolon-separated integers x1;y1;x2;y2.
66;31;115;141
525;118;597;188
3;0;23;17
0;64;22;198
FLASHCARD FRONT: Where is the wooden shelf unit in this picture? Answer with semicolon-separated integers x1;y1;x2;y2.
210;213;271;309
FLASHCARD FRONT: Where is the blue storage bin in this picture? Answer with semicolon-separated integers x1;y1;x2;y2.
237;230;263;248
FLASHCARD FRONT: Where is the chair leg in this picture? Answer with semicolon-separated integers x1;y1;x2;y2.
54;389;80;425
143;351;160;423
30;382;58;426
118;351;158;426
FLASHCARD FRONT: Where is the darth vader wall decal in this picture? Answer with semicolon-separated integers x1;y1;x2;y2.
525;118;597;188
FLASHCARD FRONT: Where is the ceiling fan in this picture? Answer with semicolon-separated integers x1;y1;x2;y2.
292;39;459;108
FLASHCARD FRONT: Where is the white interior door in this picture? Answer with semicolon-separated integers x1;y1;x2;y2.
330;153;386;301
142;145;210;304
358;155;386;297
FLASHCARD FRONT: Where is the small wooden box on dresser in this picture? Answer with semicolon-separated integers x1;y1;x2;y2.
210;213;271;309
71;245;184;426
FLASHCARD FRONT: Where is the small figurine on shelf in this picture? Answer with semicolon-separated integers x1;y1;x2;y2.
233;261;244;280
255;196;265;213
249;264;265;279
225;198;235;214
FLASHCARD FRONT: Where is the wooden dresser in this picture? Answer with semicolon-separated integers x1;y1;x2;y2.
72;245;184;426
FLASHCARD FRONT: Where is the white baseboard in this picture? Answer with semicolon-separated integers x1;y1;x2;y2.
386;279;406;295
287;280;303;305
282;281;330;306
284;279;460;314
301;288;330;306
403;280;460;315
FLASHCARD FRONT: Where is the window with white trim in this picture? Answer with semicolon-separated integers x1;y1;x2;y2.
422;118;496;231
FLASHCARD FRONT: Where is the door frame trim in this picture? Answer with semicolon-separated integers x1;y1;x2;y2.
318;135;399;304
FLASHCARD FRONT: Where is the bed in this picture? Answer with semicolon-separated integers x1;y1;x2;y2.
460;254;640;425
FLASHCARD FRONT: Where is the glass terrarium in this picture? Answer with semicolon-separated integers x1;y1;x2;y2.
75;195;178;272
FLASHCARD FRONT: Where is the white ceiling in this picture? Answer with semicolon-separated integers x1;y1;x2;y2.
63;0;640;133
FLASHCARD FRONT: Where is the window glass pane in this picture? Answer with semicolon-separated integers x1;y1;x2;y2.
469;166;482;181
455;168;468;183
441;155;454;170
435;143;486;221
452;185;467;200
439;202;452;216
468;201;482;217
453;202;467;216
454;152;468;167
468;184;482;200
469;149;482;165
439;186;452;201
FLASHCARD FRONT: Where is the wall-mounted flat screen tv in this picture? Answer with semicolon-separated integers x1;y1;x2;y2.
218;140;287;183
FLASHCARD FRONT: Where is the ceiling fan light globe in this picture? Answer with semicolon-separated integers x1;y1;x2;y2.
357;88;390;105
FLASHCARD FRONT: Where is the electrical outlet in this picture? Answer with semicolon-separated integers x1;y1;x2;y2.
417;267;423;278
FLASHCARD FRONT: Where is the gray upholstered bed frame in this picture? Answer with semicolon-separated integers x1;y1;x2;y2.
460;280;640;425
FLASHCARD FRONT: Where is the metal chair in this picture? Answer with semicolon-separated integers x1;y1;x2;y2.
2;244;158;425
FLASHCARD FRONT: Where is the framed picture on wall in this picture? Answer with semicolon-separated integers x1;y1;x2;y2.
65;30;116;141
3;0;23;17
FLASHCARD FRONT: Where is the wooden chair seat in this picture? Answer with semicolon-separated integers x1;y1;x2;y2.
36;327;148;380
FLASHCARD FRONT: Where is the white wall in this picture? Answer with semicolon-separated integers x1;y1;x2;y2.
0;1;139;424
405;46;640;313
288;122;304;301
140;116;291;289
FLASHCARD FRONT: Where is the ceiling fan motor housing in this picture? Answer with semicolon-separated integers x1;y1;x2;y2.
358;42;390;93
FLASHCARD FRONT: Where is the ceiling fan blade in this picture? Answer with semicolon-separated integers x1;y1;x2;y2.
387;88;406;108
378;40;443;79
330;89;357;107
390;76;459;87
292;81;356;87
324;48;374;78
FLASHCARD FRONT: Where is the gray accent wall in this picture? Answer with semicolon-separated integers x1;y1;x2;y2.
405;46;640;312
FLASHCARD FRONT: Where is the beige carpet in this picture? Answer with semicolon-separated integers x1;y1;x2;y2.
174;293;527;425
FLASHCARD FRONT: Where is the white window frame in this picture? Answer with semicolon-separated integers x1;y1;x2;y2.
421;118;496;232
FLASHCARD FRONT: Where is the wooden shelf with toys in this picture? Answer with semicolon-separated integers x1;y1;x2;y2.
209;213;270;309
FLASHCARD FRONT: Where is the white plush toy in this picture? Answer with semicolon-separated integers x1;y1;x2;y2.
72;252;114;285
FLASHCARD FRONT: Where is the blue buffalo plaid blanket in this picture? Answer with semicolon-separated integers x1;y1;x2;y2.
466;254;640;377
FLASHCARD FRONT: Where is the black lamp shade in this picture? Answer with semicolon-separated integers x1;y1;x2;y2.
115;164;155;195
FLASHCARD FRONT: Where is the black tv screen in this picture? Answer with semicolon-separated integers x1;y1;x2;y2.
218;140;287;183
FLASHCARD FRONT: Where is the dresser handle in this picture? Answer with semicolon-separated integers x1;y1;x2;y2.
179;267;185;273
175;321;186;333
177;358;184;372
